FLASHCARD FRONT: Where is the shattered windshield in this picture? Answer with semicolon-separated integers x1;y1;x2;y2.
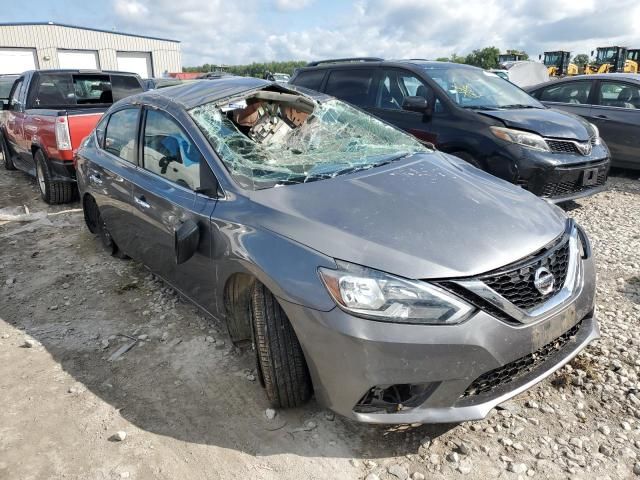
190;92;427;190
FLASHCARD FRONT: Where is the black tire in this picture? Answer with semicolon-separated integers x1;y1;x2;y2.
34;149;75;204
450;151;482;169
83;194;128;259
251;282;311;408
1;134;16;170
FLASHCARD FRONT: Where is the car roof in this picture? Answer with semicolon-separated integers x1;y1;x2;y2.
125;76;319;110
526;73;640;91
300;58;479;71
23;69;140;76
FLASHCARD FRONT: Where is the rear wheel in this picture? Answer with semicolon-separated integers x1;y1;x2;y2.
251;282;312;408
83;194;128;259
34;149;75;204
1;134;15;170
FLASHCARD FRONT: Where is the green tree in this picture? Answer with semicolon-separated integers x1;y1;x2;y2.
572;54;590;68
464;47;500;69
183;60;308;77
435;57;450;62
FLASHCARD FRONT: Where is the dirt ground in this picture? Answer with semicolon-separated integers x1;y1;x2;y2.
1;161;639;480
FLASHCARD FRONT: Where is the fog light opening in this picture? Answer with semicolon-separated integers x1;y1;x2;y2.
353;383;439;414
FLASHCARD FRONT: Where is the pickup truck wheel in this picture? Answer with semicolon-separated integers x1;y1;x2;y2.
1;134;15;170
34;150;75;204
251;282;311;408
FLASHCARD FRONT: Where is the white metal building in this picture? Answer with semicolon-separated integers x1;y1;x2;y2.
0;22;182;78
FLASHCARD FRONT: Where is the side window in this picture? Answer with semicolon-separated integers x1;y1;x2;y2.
539;82;592;104
292;70;325;91
142;110;202;190
111;75;144;102
104;108;140;163
324;69;375;107
598;81;640;109
376;70;442;112
9;79;24;110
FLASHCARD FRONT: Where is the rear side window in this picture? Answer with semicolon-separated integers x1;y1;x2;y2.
112;75;143;102
598;81;640;109
104;108;140;163
538;82;592;104
324;69;375;107
292;70;325;91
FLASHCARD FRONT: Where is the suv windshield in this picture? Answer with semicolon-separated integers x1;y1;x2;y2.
421;66;542;110
190;96;427;190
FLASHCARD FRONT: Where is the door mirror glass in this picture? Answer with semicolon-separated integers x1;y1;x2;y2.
402;95;429;113
174;219;200;264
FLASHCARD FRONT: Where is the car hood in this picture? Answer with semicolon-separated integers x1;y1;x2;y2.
249;152;567;280
479;107;591;141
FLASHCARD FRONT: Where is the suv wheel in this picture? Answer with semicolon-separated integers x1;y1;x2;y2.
34;149;75;204
1;134;15;170
251;281;312;408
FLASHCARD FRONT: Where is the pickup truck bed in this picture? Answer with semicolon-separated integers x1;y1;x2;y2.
1;69;143;204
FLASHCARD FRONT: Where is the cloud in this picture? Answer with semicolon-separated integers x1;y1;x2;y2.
110;0;640;66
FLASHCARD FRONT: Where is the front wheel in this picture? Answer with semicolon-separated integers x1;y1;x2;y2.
34;149;75;204
251;282;312;408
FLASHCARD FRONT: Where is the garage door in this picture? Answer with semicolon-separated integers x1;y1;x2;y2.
116;52;152;79
0;48;37;74
58;50;100;70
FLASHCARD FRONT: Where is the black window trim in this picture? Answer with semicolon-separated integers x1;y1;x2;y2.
592;79;640;111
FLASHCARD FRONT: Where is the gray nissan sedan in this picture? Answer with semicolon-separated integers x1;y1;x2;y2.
76;77;598;424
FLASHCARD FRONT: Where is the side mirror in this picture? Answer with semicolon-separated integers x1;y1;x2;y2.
2;102;9;111
174;219;200;264
538;54;542;60
402;95;429;113
591;50;594;57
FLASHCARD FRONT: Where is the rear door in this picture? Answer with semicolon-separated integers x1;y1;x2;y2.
591;80;640;167
368;68;442;144
91;106;141;254
533;80;595;119
127;107;216;312
323;68;377;109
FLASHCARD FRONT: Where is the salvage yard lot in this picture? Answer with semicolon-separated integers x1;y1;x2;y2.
0;160;639;480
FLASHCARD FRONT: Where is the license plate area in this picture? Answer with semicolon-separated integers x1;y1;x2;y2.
582;167;599;186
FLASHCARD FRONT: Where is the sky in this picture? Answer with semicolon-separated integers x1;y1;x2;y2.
3;0;640;67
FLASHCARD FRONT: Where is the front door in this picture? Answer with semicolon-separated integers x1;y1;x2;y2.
4;77;28;168
536;80;595;119
367;68;441;145
127;107;217;313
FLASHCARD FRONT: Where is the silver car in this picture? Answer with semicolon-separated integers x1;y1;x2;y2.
76;77;598;424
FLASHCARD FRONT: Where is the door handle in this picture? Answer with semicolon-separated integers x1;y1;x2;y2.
595;114;608;119
134;195;151;209
89;173;103;185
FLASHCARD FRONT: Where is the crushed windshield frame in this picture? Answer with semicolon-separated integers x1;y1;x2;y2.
189;91;429;190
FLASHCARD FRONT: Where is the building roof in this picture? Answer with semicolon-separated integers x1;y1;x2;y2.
0;22;180;43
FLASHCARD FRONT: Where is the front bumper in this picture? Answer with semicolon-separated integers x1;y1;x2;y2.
486;143;610;203
281;254;597;424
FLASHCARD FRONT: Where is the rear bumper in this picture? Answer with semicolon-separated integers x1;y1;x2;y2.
281;254;597;424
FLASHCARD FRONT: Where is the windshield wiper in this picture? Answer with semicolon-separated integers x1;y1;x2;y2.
460;105;497;111
499;104;541;109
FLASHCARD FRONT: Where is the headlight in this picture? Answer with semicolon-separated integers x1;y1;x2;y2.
588;122;601;145
490;126;550;152
318;261;474;324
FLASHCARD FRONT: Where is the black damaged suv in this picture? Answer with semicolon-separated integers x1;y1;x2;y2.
290;58;611;203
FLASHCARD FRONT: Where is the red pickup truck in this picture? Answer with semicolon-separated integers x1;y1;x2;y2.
0;70;144;204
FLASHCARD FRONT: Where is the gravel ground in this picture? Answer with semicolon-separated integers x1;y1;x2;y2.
0;161;639;480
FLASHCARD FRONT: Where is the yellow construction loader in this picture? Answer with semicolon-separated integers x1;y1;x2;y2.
541;51;578;76
626;49;639;73
585;46;628;74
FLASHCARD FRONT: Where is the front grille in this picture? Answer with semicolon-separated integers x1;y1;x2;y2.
479;235;571;310
542;169;607;197
461;320;583;397
547;140;581;154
